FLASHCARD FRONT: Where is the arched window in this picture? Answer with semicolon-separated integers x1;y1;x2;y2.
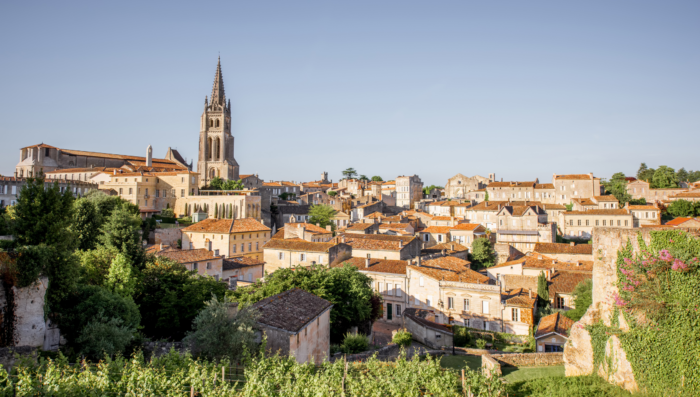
210;168;216;178
215;137;221;160
215;119;220;127
210;119;214;127
208;137;213;160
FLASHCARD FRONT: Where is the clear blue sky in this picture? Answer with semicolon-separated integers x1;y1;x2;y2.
1;1;698;186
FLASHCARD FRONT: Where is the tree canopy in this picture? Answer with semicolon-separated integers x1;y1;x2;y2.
637;163;655;182
371;176;383;182
469;238;495;268
358;175;369;181
564;279;592;322
308;204;336;230
341;168;357;180
667;200;699;218
422;185;443;196
227;265;378;341
651;166;679;189
602;172;631;204
208;177;244;191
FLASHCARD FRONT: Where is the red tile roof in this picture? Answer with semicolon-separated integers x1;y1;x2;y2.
492;255;593;272
333;257;408;275
664;217;696;226
554;174;593;180
156;248;219;264
335;234;415;251
564;209;630;216
182;218;270;234
450;223;483;231
533;243;593;255
503;288;537;308
251;288;333;333
549;270;591;296
262;239;339;253
421;226;452;234
223;257;265;270
593;195;618;202
535;312;575;338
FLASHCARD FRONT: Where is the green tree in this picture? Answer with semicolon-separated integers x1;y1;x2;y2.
484;191;489;202
78;245;119;286
77;313;136;360
228;265;376;342
134;257;227;340
422;185;444;196
637;163;655;182
358;175;369;182
629;198;647;206
371;176;383;182
160;207;175;218
341;168;357;180
602;172;631;204
209;176;224;190
469;238;495;268
223;179;245;190
98;206;144;266
651;165;678;188
677;167;689;183
564;279;592;322
327;190;338;197
308;204;336;230
537;271;550;303
667;200;696;218
689;170;700;183
184;296;258;360
214;203;219;218
72;199;101;250
106;253;137;298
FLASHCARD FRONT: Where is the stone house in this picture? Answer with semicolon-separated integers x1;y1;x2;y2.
626;180;688;202
344;223;379;235
558;209;634;239
274;204;310;229
535;312;574;352
551;174;602;205
448;223;488;249
253;288;333;365
626;204;661;227
500;287;538;335
402;308;454;349
532;242;593;262
182;218;271;261
486;181;538;202
662;217;700;228
333;234;421;260
297;191;332;206
395;175;423;209
155;248;223;279
428;216;463;227
463;189;487;204
494;205;555;253
223;257;264;283
377;223;415;236
571;195;620;211
283;221;333;242
421;242;470;260
539;203;567;224
464;201;507;231
259;181;301;207
178;190;262;221
352;200;383;222
239;174;263;190
444;173;494;199
262;239;352;273
419;226;452;248
333;257;409;325
0;176;97;207
534;183;556;203
485;254;593;281
668;191;700;202
331;211;351;229
402;209;433;228
548;270;592;310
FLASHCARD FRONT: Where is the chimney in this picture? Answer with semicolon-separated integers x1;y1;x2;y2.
451;243;455;250
365;255;370;268
538;254;542;260
146;145;153;167
441;249;446;257
399;239;404;249
326;225;332;232
316;223;320;228
417;255;422;267
570;241;575;247
528;289;532;299
576;261;581;267
341;235;346;244
159;243;163;251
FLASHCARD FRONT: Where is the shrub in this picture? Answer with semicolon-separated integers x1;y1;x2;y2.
476;339;487;349
76;313;135;359
392;329;412;347
452;325;471;347
341;332;369;354
160;208;175;218
507;375;632;397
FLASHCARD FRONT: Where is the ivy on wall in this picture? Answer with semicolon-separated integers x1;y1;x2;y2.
588;230;700;396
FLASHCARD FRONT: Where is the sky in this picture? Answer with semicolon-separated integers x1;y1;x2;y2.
1;1;699;186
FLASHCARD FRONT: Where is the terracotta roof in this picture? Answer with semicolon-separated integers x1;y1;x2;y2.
450;223;483;231
251;288;333;334
378;223;412;230
665;217;697;226
492;255;593;272
499;205;543;217
182;218;270;234
535;312;575;338
672;192;700;198
421;226;452;234
549;270;591;296
21;143;58;149
564;209;630;216
467;201;508;212
502;274;538;292
403;308;453;334
409;257;487;284
262;239;339;253
333;257;408;275
533;243;593;255
431;216;454;221
223;257;265;270
541;204;567;210
335;234;415;251
573;198;596;206
271;229;286;239
554;174;593;180
287;222;332;235
156;248;219;264
593;195;618;202
44;167;116;174
502;288;537;308
346;223;376;231
488;181;536;188
535;184;555;189
422;242;469;254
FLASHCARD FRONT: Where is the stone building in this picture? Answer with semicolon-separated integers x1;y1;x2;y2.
181;218;271;261
535;312;574;352
486;181;538;202
333;257;409;325
551;174;602;205
668;191;700;202
532;242;593;262
419;226;452;248
253;288;332;365
262;239;352;273
335;234;421;260
240;174;263;190
444;173;494;199
494;205;556;253
464;201;508;231
154;248;223;279
0;176;97;207
625;180;688;203
223;257;265;283
626;204;661;227
571;196;620;211
448;223;488;249
283;221;333;242
395;175;423;209
558;209;634;239
197;58;240;186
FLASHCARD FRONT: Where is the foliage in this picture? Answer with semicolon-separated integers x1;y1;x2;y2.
475;339;487;349
358;175;369;181
564;278;592;322
341;167;357;180
135;257;227;340
278;192;296;201
667;199;699;218
341;332;369;353
371;176;383;182
452;325;472;347
677;167;689;183
105;253;137;298
537;271;549;303
308;204;336;230
228;265;375;341
484;191;489;201
209;177;244;190
628;198;647;206
602;172;632;204
422;185;444;196
565;203;574;211
469;238;495;268
392;329;412;347
507;375;633;397
76;313;136;359
636;163;655;182
689;170;700;183
72;198;101;250
651;165;678;188
77;245;119;285
160;207;175;218
587;230;700;396
98;206;144;266
184;296;258;360
327;190;337;197
59;284;140;350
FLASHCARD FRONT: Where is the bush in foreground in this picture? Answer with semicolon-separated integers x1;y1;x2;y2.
341;332;369;354
392;329;412;347
507;375;633;397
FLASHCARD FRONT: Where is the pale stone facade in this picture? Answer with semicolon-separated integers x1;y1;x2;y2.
0;176;97;207
495;205;556;253
182;218;271;261
558;209;634;239
626;205;661;227
262;239;352;273
551;174;602;205
444;173;494;199
155;248;224;279
396;175;423;209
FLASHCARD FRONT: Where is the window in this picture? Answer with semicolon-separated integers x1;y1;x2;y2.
426;295;433;307
578;220;581;226
557;296;565;308
180;189;185;197
119;188;123;194
482;300;489;314
248;243;252;251
512;220;516;226
232;245;236;253
512;308;520;322
256;242;259;251
395;284;402;297
419;276;424;287
206;262;212;269
463;299;470;311
586;220;589;226
596;220;600;226
193;263;198;271
448;297;454;309
569;220;573;226
241;243;244;252
300;253;306;261
625;220;629;226
129;188;133;195
617;220;621;226
396;305;402;317
603;220;606;226
214;249;219;256
438;234;443;242
378;282;383;293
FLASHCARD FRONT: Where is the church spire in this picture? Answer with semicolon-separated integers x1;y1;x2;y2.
210;56;225;106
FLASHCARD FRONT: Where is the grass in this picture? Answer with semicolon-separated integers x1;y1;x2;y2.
502;365;565;383
507;375;634;397
438;355;481;371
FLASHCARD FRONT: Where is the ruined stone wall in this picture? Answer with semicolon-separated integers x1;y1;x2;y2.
154;227;182;247
491;352;563;367
0;276;49;348
481;354;502;376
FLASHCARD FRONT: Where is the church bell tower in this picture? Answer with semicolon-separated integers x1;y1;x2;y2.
198;57;240;187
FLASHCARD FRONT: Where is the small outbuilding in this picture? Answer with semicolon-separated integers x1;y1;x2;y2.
535;312;574;352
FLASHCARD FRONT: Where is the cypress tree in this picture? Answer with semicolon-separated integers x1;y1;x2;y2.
214;203;219;218
537;271;549;303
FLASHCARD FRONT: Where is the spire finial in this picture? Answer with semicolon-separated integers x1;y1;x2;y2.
211;57;225;106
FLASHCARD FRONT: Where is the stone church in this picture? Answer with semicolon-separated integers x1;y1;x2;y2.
197;57;240;187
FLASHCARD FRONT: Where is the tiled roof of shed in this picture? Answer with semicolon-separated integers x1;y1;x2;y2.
251;288;333;334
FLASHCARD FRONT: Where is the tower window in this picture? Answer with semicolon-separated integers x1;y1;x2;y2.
215;119;220;127
210;119;214;127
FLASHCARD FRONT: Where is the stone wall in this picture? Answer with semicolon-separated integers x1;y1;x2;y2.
491;352;564;367
481;354;502;377
0;276;50;348
0;346;37;372
154;227;182;247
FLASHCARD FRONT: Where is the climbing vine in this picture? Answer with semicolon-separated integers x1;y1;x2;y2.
590;230;700;396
